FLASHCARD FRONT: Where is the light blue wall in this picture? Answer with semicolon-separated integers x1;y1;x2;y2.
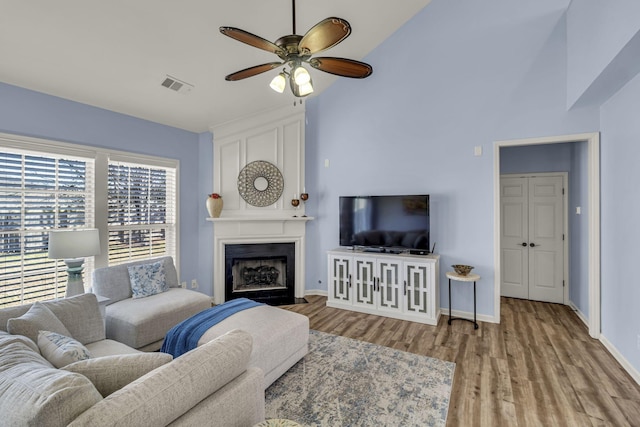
569;141;588;316
499;143;589;318
197;132;214;296
600;71;640;372
0;82;208;292
500;144;571;174
566;0;640;108
304;0;599;318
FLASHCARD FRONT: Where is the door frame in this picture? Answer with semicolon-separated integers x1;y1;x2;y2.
500;172;569;304
493;132;600;339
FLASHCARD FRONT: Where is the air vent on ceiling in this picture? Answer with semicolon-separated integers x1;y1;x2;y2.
161;75;194;94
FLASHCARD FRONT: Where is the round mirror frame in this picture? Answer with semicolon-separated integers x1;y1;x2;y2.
237;160;284;207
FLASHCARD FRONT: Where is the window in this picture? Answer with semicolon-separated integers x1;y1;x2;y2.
107;160;177;265
0;149;95;307
0;133;179;308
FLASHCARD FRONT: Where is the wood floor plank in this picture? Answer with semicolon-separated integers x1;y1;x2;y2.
281;295;640;425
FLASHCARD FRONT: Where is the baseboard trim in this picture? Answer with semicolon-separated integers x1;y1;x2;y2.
567;301;589;327
599;334;640;386
305;290;328;297
447;308;497;324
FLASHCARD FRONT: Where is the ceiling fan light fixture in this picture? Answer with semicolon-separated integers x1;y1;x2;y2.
270;72;286;93
293;65;311;85
289;71;314;97
298;82;314;96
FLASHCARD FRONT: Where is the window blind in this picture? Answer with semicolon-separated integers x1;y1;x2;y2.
0;150;95;307
107;160;176;265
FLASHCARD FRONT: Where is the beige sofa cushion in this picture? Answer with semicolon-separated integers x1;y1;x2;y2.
85;339;142;358
105;287;211;349
0;334;102;426
6;301;71;343
63;353;173;397
70;329;253;427
44;293;106;345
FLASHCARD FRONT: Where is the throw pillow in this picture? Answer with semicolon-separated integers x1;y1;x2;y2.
37;330;92;368
128;260;168;299
6;302;72;344
62;352;173;397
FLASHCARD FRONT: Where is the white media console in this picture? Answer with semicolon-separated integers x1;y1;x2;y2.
327;248;440;325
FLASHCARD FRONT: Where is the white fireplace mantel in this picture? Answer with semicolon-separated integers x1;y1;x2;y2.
210;106;310;304
210;216;313;304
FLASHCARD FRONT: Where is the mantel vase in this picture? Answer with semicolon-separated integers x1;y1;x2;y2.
206;197;223;218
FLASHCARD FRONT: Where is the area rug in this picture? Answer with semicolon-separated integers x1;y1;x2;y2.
265;330;455;426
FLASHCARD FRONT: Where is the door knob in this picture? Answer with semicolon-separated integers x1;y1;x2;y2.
521;242;527;247
529;243;536;247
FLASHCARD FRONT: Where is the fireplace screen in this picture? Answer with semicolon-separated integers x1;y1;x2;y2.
232;257;287;292
225;242;295;305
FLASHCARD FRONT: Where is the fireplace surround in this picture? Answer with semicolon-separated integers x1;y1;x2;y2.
209;217;311;304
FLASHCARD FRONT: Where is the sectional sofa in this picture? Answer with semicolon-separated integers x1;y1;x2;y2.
0;293;265;426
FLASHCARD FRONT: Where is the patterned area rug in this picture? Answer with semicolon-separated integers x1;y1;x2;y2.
265;330;455;426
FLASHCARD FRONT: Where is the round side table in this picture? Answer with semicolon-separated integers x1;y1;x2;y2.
446;271;480;329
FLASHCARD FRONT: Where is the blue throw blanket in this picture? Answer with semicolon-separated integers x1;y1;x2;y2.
161;298;263;358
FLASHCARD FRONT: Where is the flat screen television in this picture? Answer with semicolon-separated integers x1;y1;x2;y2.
339;195;430;251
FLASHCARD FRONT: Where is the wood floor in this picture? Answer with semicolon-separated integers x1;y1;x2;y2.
280;295;640;426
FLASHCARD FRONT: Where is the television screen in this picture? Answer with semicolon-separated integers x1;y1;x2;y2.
339;195;430;250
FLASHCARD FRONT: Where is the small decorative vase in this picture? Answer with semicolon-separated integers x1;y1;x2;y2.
206;196;223;218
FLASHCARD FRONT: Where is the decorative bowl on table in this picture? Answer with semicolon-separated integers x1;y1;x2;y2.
452;264;474;276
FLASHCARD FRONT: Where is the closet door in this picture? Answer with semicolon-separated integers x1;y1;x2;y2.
500;177;529;299
500;175;565;303
527;176;564;303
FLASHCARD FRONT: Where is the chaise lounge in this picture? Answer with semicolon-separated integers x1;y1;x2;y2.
92;256;212;351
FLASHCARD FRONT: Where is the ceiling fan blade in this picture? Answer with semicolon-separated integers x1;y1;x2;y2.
220;27;285;56
298;17;351;55
309;57;373;78
225;62;283;81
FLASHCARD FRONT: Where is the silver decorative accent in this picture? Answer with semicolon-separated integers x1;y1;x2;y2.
237;160;284;207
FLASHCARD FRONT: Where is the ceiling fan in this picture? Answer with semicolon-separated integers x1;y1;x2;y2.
220;0;373;98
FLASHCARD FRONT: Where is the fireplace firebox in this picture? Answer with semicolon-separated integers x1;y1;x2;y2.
224;242;295;305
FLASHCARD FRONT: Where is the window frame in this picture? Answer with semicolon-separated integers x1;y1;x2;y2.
0;132;180;307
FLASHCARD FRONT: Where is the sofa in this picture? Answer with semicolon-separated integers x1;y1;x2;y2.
92;256;212;351
0;293;265;426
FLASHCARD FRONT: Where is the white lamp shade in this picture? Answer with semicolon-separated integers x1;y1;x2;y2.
48;229;101;260
270;73;286;93
298;82;314;96
293;66;311;85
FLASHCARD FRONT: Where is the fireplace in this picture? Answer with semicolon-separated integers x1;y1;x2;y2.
225;242;295;305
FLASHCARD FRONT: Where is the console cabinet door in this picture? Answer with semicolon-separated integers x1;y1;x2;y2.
404;261;433;318
352;257;376;308
328;254;352;303
377;259;402;314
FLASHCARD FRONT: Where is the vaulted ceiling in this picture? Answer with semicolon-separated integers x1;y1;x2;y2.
0;1;430;132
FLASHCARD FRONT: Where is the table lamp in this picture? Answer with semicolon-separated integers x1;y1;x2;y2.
48;228;101;298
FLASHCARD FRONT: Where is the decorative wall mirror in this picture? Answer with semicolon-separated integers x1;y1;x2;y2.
237;160;284;207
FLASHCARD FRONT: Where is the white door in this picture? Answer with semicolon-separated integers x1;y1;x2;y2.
500;175;565;303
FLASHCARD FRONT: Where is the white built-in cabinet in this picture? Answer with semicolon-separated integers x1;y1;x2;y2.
327;249;440;325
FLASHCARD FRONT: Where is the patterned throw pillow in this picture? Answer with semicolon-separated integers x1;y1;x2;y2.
128;260;168;299
38;330;92;368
